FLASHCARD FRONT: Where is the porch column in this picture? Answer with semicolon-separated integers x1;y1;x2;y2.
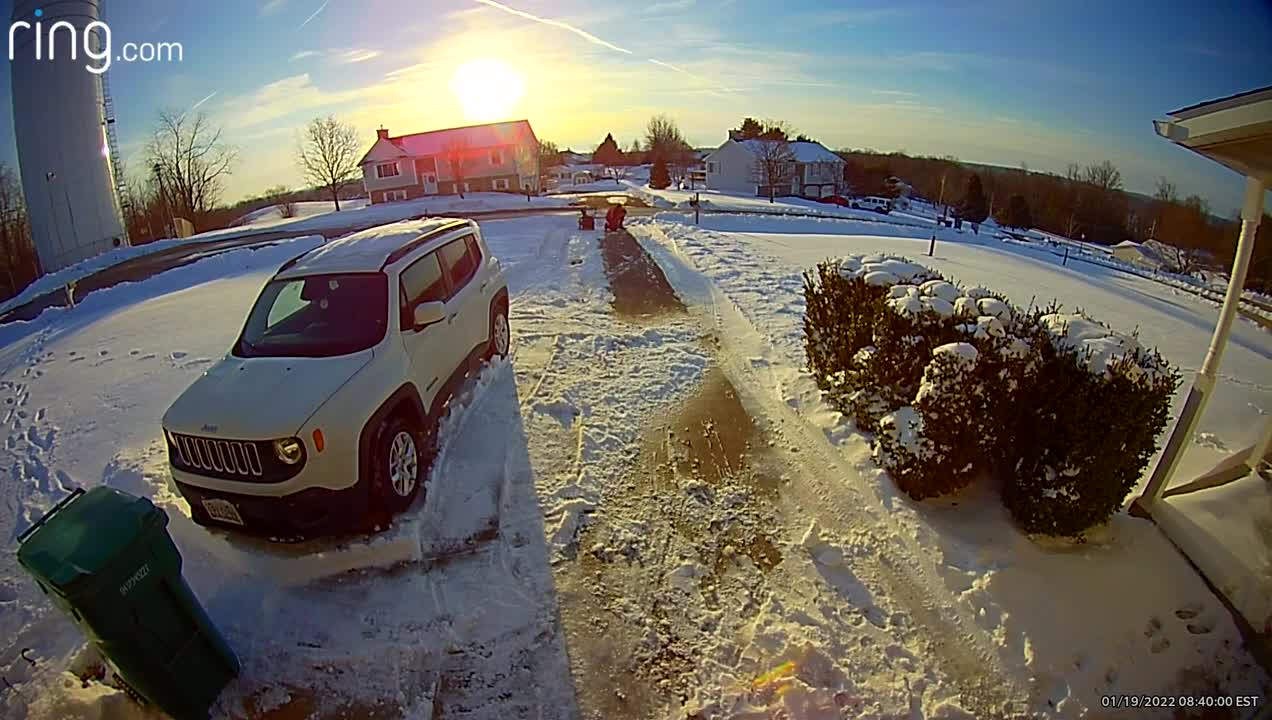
1138;175;1266;507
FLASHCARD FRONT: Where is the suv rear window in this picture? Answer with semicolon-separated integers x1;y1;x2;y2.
236;273;388;358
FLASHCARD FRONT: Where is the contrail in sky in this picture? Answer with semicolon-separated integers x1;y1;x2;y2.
472;0;632;54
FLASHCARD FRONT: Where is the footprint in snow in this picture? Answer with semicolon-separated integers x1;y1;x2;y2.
139;353;157;361
1175;605;1215;635
129;349;141;356
1145;617;1171;653
170;351;188;360
99;349;109;356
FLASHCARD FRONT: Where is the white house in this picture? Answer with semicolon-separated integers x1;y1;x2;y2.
545;163;603;189
704;138;845;198
358;120;539;204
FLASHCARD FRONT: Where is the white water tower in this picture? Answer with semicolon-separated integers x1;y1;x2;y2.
10;0;128;274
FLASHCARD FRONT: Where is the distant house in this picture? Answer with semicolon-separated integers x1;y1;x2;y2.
1111;240;1171;270
358;120;539;204
546;163;603;189
704;138;844;198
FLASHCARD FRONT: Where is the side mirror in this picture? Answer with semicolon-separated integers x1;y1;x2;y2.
413;301;446;329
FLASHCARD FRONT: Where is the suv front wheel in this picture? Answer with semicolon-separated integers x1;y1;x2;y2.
371;414;431;513
487;302;510;359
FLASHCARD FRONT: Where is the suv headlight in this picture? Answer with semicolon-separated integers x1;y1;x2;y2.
273;437;304;465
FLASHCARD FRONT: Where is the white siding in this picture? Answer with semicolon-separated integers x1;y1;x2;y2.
704;141;759;194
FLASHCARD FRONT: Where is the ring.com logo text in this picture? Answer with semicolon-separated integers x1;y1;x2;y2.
8;7;183;75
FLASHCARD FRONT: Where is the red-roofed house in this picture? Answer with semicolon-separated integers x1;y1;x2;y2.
358;120;540;204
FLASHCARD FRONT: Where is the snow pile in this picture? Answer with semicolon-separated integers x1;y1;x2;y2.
1039;312;1165;380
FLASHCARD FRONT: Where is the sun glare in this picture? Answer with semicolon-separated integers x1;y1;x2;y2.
451;58;526;123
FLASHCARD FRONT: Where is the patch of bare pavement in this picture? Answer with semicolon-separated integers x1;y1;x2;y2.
555;366;787;719
598;229;687;319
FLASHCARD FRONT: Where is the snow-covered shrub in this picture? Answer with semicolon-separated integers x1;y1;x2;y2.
803;256;958;433
875;343;987;499
1001;312;1180;537
804;256;1180;535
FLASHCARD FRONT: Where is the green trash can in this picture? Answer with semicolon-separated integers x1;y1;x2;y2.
17;487;240;720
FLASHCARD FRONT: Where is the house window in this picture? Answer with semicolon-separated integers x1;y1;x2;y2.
493;178;510;191
376;162;400;179
490;149;503;165
462;181;472;193
708;162;717;173
383;189;408;202
415;157;437;174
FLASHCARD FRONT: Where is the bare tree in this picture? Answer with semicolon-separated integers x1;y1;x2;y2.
145;111;236;229
1064;163;1083;183
1081;160;1123;192
297;116;361;212
0;163;38;296
750;137;796;203
538;139;562;168
1153;177;1178;204
444;139;474;199
645;114;687;164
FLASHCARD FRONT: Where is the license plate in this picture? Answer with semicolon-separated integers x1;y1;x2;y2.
202;498;244;525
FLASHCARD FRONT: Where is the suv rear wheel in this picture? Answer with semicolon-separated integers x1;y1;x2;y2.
371;414;431;513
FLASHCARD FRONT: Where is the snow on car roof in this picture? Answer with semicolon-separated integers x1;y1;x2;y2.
278;217;472;277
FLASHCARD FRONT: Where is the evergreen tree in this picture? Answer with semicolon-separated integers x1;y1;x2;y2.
1004;194;1033;229
732;117;764;140
593;133;622;166
960;173;989;223
649;157;671;189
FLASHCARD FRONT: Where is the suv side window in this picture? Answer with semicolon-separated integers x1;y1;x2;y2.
440;237;478;294
465;235;483;267
402;252;447;304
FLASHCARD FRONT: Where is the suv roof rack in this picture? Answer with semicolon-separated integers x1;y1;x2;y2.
382;219;471;268
278;248;314;273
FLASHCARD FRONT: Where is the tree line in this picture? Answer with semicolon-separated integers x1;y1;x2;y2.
839;149;1270;287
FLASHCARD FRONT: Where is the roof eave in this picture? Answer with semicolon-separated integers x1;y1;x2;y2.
1154;88;1272;184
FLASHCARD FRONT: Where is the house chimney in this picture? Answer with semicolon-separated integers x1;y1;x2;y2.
377;127;389;141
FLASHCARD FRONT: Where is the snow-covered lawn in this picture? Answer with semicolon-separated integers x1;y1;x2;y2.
0;193;577;319
231;198;372;228
1;210;1267;719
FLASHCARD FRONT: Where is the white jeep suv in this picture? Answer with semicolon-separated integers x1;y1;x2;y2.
161;218;510;536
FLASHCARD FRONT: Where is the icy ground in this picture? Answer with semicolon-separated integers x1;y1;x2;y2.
0;211;1267;719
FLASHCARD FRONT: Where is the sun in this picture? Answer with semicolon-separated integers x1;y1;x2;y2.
450;58;526;123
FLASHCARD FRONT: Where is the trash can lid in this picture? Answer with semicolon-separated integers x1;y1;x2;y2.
17;487;165;590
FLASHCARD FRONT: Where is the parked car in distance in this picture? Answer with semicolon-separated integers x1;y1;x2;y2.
851;196;893;214
161;217;510;538
815;195;852;207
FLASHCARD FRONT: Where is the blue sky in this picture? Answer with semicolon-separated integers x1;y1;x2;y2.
1;0;1269;213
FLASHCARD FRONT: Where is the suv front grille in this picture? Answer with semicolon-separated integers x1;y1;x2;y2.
171;434;264;477
167;432;305;484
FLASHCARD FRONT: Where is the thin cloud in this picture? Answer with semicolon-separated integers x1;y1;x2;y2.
645;0;695;13
290;50;319;61
261;0;287;14
336;49;381;64
472;0;632;54
872;89;918;98
298;0;329;29
385;61;439;79
812;7;904;26
182;91;218;120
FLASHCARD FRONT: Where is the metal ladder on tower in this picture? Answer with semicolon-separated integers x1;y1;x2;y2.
97;1;130;246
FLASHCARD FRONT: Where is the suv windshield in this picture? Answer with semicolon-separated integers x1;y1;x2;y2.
236;273;388;358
